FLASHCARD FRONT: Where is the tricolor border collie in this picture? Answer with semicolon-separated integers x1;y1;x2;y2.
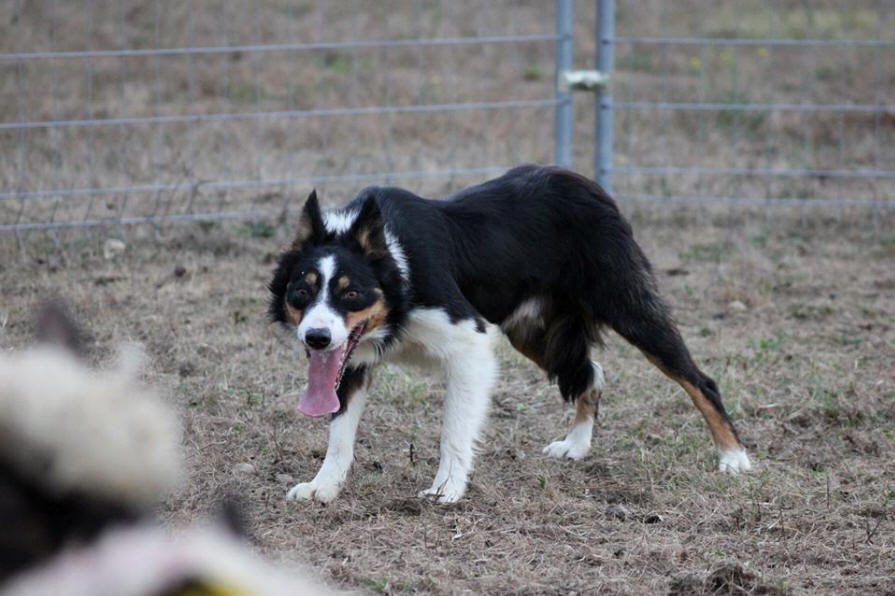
269;165;751;504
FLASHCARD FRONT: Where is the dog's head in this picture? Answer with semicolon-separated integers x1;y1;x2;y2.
269;190;404;418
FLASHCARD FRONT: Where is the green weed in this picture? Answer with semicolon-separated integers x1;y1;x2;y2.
522;64;543;81
684;241;730;262
321;52;374;75
240;221;276;239
747;336;785;353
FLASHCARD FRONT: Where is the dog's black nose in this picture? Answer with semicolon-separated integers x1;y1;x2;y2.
304;328;331;350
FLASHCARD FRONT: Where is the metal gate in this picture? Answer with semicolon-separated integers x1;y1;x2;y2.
566;0;895;217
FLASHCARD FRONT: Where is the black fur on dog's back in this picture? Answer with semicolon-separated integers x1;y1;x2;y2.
442;166;734;435
442;166;655;398
350;165;674;402
443;165;657;325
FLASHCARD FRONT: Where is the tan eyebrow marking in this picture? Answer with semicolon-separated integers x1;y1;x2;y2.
304;272;318;286
337;275;350;289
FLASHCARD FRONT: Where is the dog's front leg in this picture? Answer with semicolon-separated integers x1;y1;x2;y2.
287;367;368;503
419;329;497;504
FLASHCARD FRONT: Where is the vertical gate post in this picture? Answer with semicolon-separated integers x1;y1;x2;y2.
554;0;574;169
594;0;614;192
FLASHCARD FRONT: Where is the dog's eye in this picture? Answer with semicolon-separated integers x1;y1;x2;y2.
344;290;359;300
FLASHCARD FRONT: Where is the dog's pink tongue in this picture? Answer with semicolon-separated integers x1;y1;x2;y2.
298;347;345;417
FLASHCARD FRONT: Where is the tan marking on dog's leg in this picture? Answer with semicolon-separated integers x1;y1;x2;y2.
677;378;741;453
643;353;741;454
507;323;604;461
642;352;750;472
543;381;602;461
575;387;600;425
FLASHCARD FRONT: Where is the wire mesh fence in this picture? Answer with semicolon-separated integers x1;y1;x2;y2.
0;0;560;236
1;1;893;240
602;0;895;215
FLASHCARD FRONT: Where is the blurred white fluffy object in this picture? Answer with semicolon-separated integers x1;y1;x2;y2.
0;342;183;507
0;303;343;595
3;522;339;596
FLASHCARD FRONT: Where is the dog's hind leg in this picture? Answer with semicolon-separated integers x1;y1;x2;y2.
542;362;603;460
287;366;370;503
609;302;751;474
505;314;604;460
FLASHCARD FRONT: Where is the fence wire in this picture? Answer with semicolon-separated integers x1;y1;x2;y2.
605;0;895;216
1;1;893;238
0;0;559;235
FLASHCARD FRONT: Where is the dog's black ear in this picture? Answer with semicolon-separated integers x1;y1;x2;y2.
291;189;326;251
35;300;84;356
349;196;388;259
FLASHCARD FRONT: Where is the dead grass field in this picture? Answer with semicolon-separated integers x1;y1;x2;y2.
1;1;895;594
1;209;893;595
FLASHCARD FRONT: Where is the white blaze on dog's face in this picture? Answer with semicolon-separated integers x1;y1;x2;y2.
295;255;349;349
269;191;393;418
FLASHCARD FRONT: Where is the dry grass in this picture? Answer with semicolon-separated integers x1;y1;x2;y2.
1;209;893;594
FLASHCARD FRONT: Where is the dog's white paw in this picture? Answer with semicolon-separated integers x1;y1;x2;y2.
718;449;752;474
543;438;590;460
286;482;317;501
286;481;342;503
418;485;465;504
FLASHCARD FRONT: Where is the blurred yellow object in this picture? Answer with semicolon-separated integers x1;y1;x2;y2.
720;48;734;67
688;56;702;74
175;581;249;596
